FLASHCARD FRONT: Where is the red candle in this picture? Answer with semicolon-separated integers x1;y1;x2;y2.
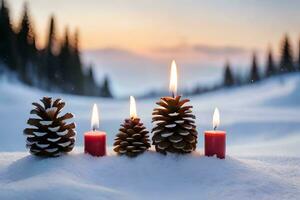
84;104;107;157
204;108;226;159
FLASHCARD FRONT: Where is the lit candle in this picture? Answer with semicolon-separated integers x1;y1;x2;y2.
113;96;151;156
170;60;178;98
84;104;106;157
151;60;198;154
130;96;137;119
204;108;226;159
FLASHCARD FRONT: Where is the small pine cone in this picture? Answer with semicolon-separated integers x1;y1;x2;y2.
152;96;198;154
23;97;76;157
114;118;150;157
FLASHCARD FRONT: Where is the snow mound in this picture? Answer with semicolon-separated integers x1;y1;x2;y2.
261;75;300;107
0;151;299;200
0;74;300;199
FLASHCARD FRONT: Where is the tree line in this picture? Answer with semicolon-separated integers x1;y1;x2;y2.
142;34;300;98
223;34;299;88
0;1;113;97
187;34;300;96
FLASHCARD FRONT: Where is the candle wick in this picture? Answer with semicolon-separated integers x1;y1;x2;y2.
171;91;175;98
214;126;217;131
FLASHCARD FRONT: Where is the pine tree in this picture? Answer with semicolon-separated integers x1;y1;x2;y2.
16;3;35;84
47;16;55;54
265;47;277;77
223;61;235;87
0;0;18;71
298;39;300;71
30;35;37;59
85;66;98;96
279;34;294;73
250;53;260;83
26;33;38;85
43;15;58;89
101;75;113;98
71;29;85;94
73;29;80;57
58;27;72;92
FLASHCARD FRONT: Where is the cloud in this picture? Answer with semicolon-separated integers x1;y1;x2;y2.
193;45;247;55
153;44;248;56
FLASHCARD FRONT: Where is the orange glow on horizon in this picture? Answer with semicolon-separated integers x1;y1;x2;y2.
7;0;300;55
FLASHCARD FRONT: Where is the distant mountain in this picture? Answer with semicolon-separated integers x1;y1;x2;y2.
82;48;243;97
82;48;165;97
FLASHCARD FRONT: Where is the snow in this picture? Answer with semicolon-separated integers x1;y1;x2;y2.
0;152;299;200
0;74;300;199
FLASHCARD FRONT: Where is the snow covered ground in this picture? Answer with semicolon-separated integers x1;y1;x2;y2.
0;74;300;199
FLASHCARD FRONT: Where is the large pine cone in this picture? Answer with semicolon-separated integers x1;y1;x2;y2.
114;118;150;157
152;96;197;154
23;97;76;157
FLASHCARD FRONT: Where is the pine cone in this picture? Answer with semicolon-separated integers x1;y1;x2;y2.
114;118;150;157
152;96;197;154
23;97;76;157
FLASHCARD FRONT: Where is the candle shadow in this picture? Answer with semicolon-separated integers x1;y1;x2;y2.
0;154;80;183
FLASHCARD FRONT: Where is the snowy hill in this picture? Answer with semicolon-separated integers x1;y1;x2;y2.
82;49;228;97
0;74;300;199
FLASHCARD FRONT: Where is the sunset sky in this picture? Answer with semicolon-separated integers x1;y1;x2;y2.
6;0;300;96
8;0;300;55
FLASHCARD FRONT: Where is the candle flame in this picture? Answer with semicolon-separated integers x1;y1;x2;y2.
169;60;178;97
91;104;99;131
213;107;220;130
130;96;137;119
